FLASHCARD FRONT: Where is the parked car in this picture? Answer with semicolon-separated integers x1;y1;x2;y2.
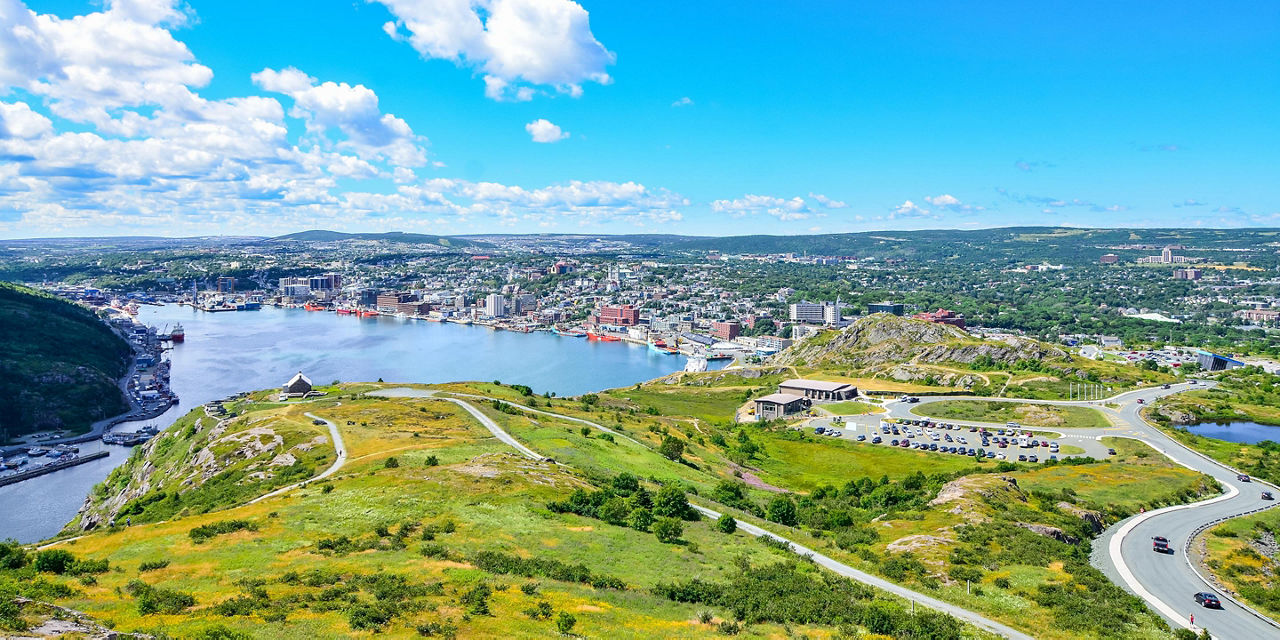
1017;454;1027;462
814;426;826;435
1194;592;1221;609
872;436;882;444
856;434;866;442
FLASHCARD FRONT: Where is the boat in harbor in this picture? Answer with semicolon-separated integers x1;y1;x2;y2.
335;307;355;315
552;327;587;338
303;302;326;311
587;330;621;342
168;322;185;343
359;309;380;318
26;447;50;457
648;338;675;355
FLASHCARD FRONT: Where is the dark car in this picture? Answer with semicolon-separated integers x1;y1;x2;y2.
1263;491;1274;501
1238;474;1252;482
1107;448;1117;455
1194;592;1221;609
1152;536;1173;554
814;426;826;435
1017;454;1027;462
312;419;326;425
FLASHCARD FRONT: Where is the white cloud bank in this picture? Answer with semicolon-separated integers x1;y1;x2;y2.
375;0;615;101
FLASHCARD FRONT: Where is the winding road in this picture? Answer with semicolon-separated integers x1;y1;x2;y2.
860;384;1280;639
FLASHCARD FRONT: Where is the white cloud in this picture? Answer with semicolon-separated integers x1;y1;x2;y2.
891;200;931;218
253;67;427;166
525;118;568;143
712;194;811;220
375;0;614;101
809;192;847;209
671;96;693;107
0;101;53;138
924;194;960;207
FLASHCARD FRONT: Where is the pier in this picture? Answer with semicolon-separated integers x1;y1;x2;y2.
0;451;110;488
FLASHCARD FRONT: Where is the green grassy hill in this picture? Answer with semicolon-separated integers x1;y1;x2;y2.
2;378;1216;640
0;282;131;441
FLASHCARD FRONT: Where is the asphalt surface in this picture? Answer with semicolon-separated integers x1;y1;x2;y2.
815;383;1280;639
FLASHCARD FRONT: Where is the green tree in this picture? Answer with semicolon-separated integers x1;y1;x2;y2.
658;436;685;461
653;517;684;543
628;507;653;531
766;495;797;526
716;515;737;534
597;497;630;526
654;485;691;519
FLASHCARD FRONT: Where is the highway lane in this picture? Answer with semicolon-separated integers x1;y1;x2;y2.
856;383;1279;639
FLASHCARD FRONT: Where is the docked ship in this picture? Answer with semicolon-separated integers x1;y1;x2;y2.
303;302;326;311
648;338;675;355
359;309;380;318
168;322;185;343
552;327;587;338
586;330;621;342
335;307;355;315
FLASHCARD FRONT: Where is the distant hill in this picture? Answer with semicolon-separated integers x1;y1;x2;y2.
0;283;131;441
272;230;487;248
774;314;1171;395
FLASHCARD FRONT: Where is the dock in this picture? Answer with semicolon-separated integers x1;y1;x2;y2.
0;451;110;488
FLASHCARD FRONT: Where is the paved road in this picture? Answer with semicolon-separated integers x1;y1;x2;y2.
852;383;1280;639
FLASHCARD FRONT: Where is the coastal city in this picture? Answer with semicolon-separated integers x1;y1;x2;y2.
3;1;1280;640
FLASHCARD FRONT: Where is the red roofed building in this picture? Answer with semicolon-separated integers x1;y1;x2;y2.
598;304;640;326
914;308;966;329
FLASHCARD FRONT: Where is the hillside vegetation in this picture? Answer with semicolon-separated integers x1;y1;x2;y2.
773;314;1173;398
0;282;131;441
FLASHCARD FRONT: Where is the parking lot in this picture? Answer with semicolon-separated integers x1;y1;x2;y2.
805;415;1095;463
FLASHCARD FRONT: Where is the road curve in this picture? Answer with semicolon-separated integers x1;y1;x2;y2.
247;410;348;505
874;383;1280;639
366;387;542;460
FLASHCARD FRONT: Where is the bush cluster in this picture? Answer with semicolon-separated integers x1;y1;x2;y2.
471;550;625;589
189;519;259;543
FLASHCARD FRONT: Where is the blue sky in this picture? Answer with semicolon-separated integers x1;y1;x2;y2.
1;1;1278;237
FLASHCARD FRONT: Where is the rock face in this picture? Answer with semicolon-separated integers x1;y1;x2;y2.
771;314;1068;375
1057;501;1105;534
1015;522;1081;545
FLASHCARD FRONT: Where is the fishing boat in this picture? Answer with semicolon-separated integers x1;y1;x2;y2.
552;327;586;338
335;307;355;315
303;302;325;311
648;338;674;355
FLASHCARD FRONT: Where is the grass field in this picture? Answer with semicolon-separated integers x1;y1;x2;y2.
749;430;982;492
820;400;884;415
913;400;1112;429
1201;508;1280;620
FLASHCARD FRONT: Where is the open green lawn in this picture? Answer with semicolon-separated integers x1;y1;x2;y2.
821;401;884;415
913;400;1112;429
749;430;981;492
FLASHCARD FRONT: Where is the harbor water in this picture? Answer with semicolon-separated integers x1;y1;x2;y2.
0;305;722;543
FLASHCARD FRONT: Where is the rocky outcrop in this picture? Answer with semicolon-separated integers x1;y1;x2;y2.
1016;522;1080;545
770;314;1068;375
1057;501;1105;534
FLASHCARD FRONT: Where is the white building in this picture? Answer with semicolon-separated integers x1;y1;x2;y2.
484;293;507;318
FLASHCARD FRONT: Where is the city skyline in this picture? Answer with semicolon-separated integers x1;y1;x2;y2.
1;1;1278;238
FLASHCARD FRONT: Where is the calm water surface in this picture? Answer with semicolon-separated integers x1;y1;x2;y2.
1184;421;1280;445
0;305;717;542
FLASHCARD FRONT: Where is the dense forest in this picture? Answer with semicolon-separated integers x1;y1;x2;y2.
0;282;131;441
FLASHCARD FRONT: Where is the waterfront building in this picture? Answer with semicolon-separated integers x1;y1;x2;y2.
216;276;236;293
711;320;740;340
598;304;640;326
485;293;507;318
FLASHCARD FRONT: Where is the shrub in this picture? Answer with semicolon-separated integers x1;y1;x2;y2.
420;543;451;559
384;457;400;469
471;550;625;589
191;625;252;640
69;558;110;575
426;455;440;466
138;559;170;572
416;621;458;637
654;517;684;544
33;549;76;574
347;602;396;630
717;620;741;635
0;540;28;570
716;515;737;534
654;485;695;520
520;582;539;595
993;577;1011;589
189;519;258;543
697;610;714;624
126;579;196;615
628;507;653;532
556;611;577;634
525;600;554;620
460;583;491;615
